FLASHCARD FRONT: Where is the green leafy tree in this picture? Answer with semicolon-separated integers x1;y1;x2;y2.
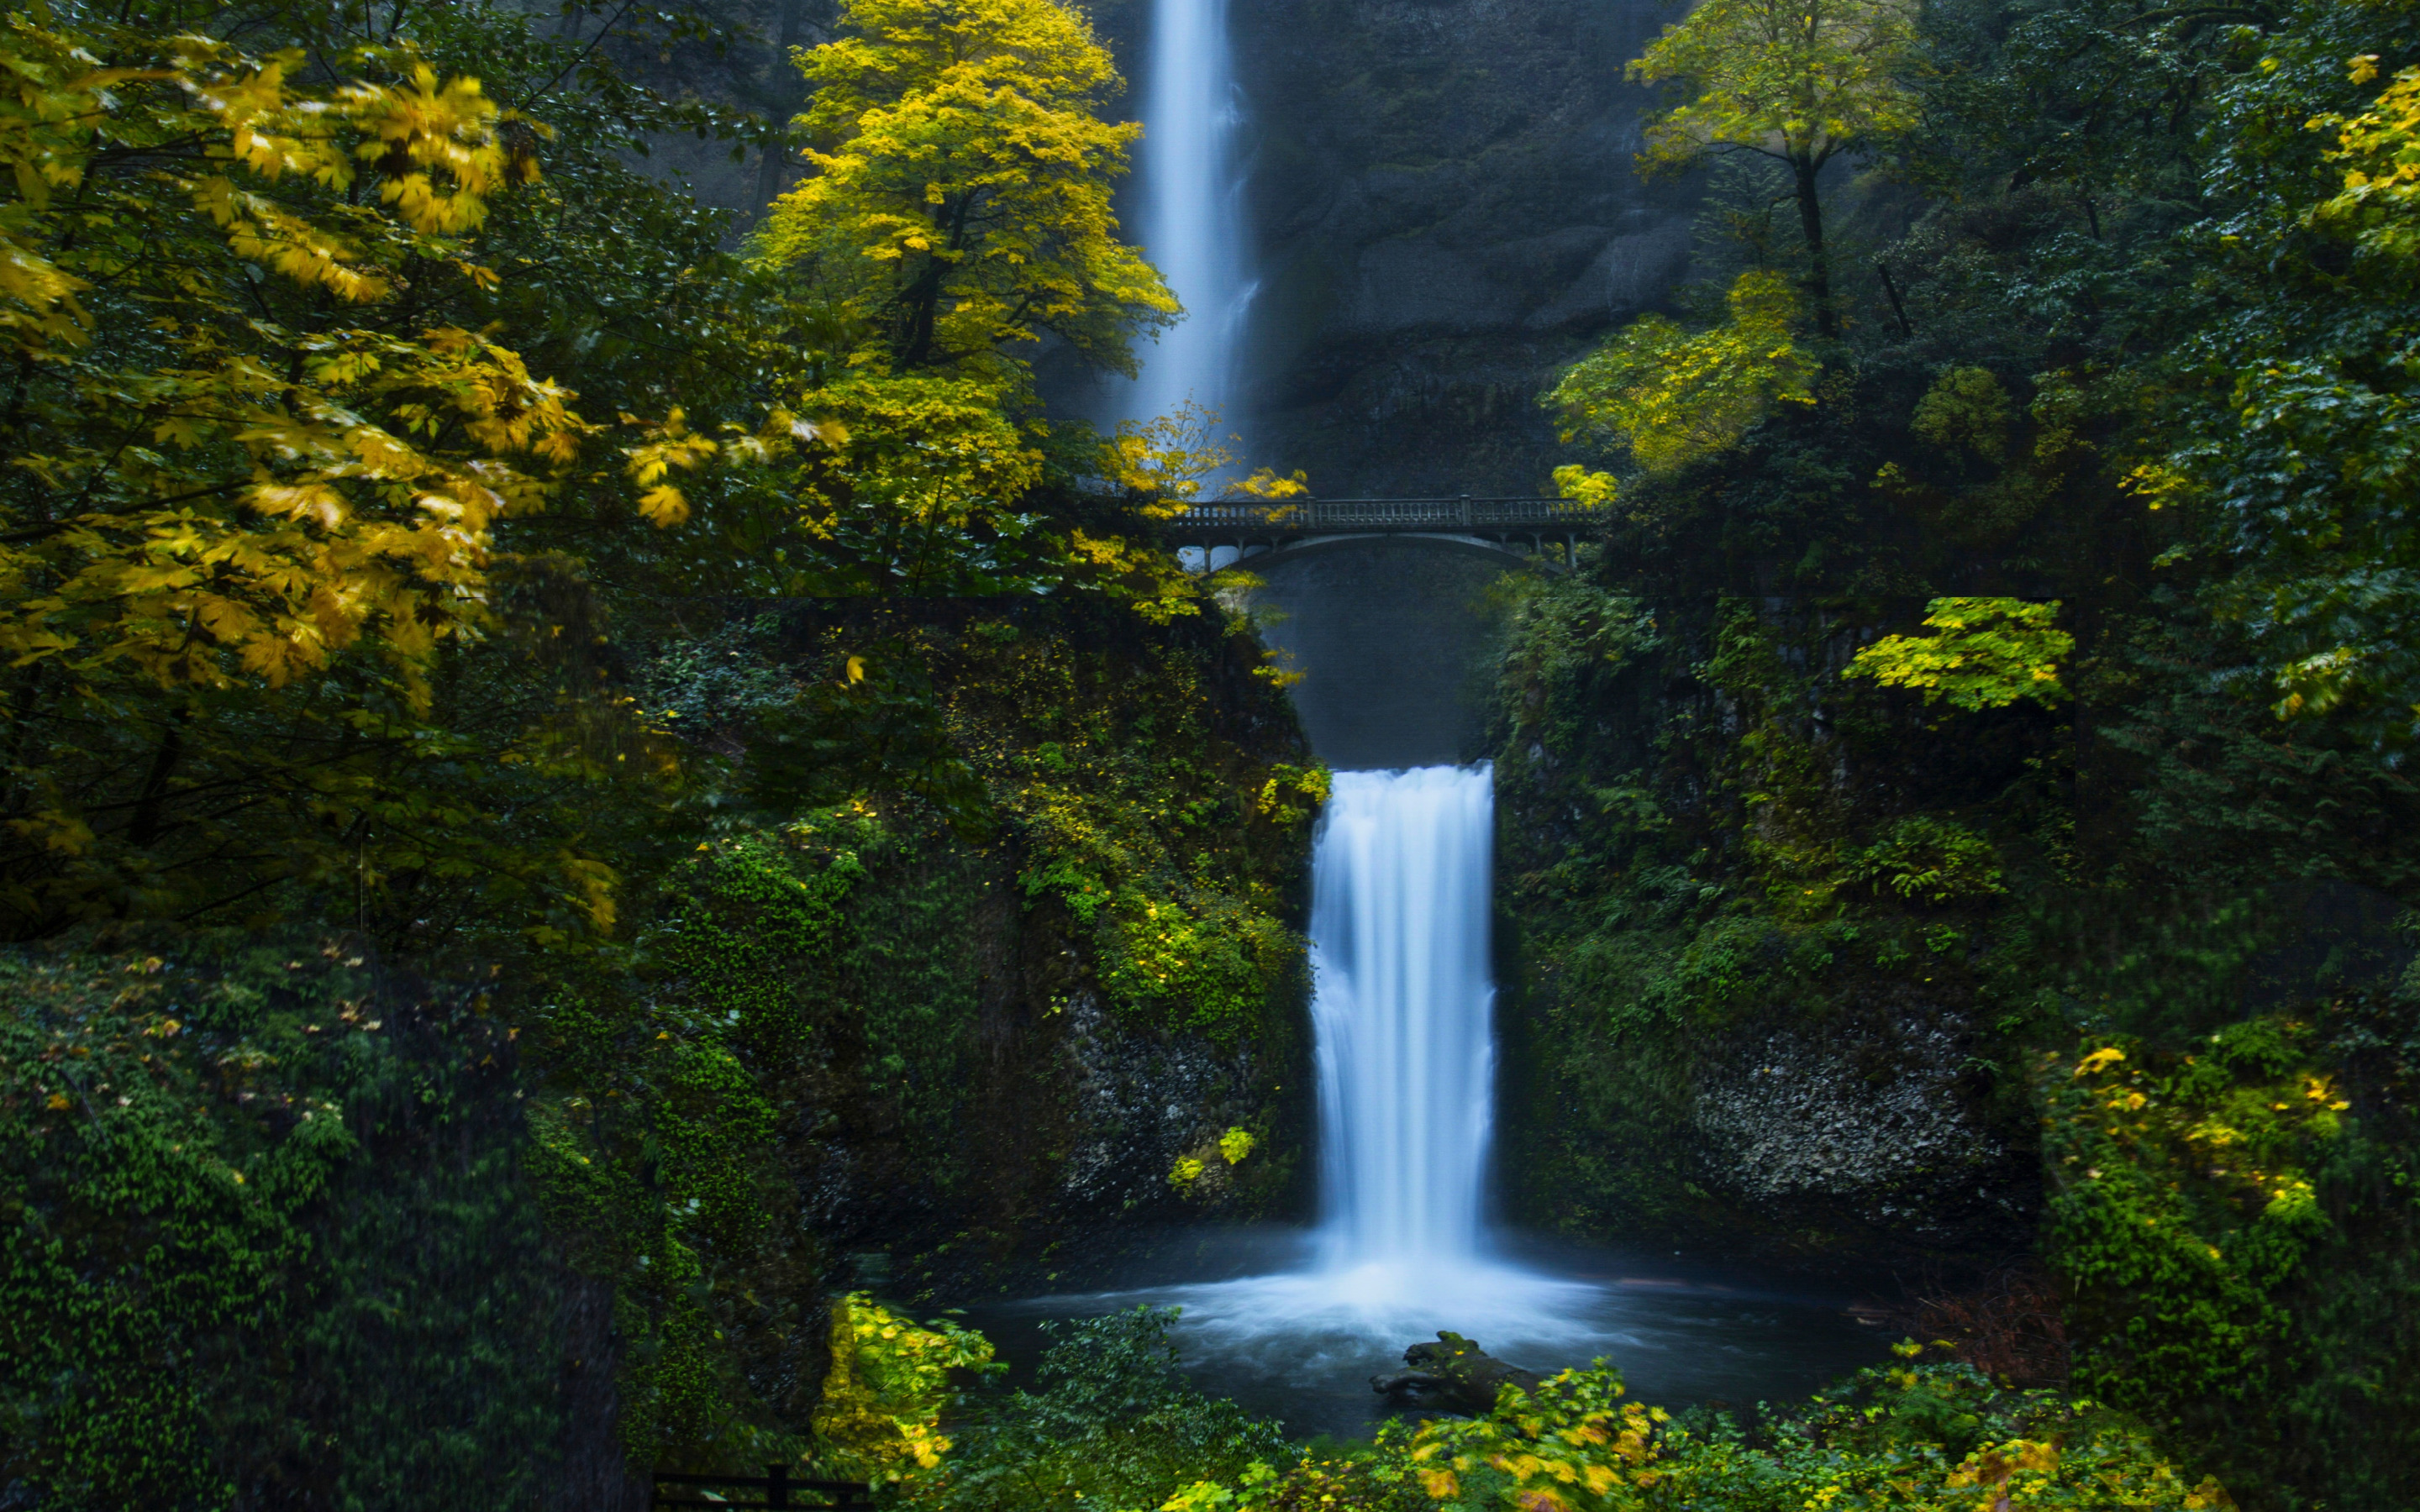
2160;34;2420;748
1629;0;1920;335
1845;598;2073;711
1545;268;1817;487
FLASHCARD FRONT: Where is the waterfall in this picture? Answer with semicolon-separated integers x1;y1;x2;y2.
1313;767;1496;1270
1142;762;1590;1341
1119;0;1254;433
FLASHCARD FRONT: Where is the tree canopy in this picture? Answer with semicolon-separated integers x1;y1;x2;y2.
754;0;1176;385
1629;0;1919;334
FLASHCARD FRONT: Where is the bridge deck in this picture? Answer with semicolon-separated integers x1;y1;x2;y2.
1160;496;1597;541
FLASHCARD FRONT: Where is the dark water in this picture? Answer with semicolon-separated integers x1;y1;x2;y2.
958;1227;1897;1441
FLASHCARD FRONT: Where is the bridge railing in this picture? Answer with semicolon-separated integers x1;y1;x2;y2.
1162;496;1599;535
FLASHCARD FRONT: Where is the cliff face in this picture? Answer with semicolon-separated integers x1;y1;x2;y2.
1227;0;1696;496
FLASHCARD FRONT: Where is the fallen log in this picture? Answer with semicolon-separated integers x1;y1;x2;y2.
1370;1331;1543;1416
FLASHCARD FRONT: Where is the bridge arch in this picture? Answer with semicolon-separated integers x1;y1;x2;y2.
1240;533;1534;770
1163;496;1594;579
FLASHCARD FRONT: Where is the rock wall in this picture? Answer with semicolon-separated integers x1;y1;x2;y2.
1486;581;2048;1275
1224;0;1697;495
1689;1011;2029;1250
1065;0;1700;494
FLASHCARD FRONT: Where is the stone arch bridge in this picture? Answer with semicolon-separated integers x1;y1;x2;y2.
1161;496;1597;572
1163;497;1604;769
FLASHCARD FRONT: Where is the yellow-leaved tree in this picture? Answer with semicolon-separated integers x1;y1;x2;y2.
0;24;682;933
1628;0;1920;335
734;0;1182;598
755;0;1176;385
0;34;579;701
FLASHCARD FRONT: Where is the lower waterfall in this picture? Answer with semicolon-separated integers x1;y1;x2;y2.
1313;766;1497;1273
982;766;1885;1435
1156;765;1591;1331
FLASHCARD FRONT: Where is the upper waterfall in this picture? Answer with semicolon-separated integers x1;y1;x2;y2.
1118;0;1254;433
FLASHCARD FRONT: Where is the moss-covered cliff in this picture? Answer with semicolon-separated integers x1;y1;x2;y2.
1481;569;2420;1507
0;596;1319;1505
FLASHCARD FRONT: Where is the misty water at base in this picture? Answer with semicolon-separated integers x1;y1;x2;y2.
961;769;1891;1436
959;1227;1895;1439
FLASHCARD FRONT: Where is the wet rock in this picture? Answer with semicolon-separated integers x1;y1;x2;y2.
1061;991;1260;1210
1374;1331;1544;1415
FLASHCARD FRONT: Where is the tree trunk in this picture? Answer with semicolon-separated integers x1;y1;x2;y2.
127;711;187;848
1792;155;1837;339
755;0;807;210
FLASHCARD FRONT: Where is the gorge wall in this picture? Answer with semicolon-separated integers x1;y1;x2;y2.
1228;0;1697;496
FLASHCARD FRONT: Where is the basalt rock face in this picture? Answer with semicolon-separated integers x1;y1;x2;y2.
1688;1011;2031;1252
1226;0;1697;496
1059;990;1271;1213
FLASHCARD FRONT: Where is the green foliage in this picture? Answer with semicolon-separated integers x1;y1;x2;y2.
1909;367;2013;465
2041;1010;2420;1508
1160;1355;2222;1512
0;935;570;1511
1843;816;2006;906
956;612;1313;1042
1547;270;1816;476
1845;600;2074;711
2147;13;2420;749
923;1307;1291;1512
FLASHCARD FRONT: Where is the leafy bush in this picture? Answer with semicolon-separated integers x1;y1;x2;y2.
815;1293;1002;1480
920;1308;1291;1512
1161;1350;2226;1512
2043;1009;2420;1507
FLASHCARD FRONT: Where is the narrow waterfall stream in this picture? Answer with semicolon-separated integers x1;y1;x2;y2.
1116;0;1255;432
974;768;1889;1436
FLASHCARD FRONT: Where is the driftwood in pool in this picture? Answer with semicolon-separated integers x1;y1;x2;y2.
1371;1331;1543;1415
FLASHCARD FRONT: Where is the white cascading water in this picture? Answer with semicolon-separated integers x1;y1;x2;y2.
1155;766;1595;1348
1118;0;1255;433
1313;767;1497;1272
